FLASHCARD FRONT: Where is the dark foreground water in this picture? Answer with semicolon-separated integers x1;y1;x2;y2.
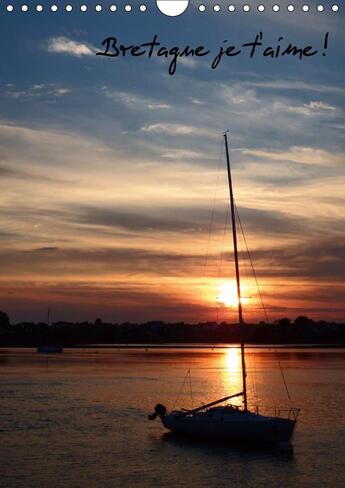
0;346;344;488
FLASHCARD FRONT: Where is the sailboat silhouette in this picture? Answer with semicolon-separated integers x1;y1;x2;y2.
149;132;299;447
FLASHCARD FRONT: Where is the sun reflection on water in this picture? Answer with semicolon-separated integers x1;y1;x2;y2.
224;347;241;373
221;347;243;407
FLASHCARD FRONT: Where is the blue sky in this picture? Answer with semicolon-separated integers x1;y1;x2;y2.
0;4;344;323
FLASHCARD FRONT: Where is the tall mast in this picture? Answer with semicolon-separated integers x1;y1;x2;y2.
224;131;247;411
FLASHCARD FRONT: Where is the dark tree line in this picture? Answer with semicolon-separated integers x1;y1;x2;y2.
0;311;344;346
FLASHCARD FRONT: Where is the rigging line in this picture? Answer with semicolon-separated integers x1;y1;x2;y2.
237;239;258;403
236;217;249;319
201;139;224;289
217;204;230;321
218;205;229;278
235;204;268;322
273;346;291;400
218;207;230;273
188;369;194;409
234;204;291;401
172;370;189;411
235;225;259;401
235;211;252;323
250;348;258;405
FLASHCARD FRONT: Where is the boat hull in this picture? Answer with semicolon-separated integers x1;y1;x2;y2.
162;411;296;445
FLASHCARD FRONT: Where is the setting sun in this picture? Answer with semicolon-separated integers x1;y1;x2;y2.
217;281;249;308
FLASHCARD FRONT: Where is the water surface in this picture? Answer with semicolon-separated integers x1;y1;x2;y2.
1;347;344;487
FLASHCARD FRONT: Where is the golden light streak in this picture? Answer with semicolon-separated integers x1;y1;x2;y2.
224;347;241;373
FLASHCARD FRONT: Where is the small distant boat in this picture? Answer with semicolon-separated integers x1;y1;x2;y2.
149;132;299;447
37;345;63;353
36;307;63;353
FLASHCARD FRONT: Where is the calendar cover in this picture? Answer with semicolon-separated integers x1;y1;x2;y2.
1;3;344;487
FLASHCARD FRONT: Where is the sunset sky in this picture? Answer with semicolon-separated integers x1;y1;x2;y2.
0;6;344;323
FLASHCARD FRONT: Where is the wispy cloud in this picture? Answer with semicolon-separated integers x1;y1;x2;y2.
102;88;171;110
147;103;171;110
4;83;71;100
178;57;200;69
160;149;204;160
188;98;204;105
0;246;206;279
243;80;345;95
140;123;211;137
242;146;345;166
46;36;96;57
285;101;340;117
73;206;208;234
218;84;259;107
250;240;345;280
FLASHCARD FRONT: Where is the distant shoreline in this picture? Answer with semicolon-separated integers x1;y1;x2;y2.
2;343;345;350
2;318;344;348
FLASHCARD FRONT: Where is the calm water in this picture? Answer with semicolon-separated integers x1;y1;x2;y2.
1;347;344;488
